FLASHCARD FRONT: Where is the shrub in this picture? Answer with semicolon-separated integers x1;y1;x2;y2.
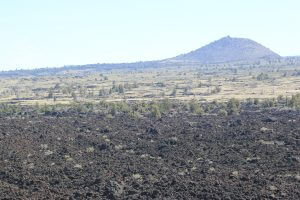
73;103;87;113
288;93;300;109
99;88;107;97
48;89;54;99
159;98;171;113
218;109;228;116
117;101;130;113
277;95;284;102
189;100;204;115
262;98;276;108
245;98;254;106
129;111;142;120
227;98;240;115
254;98;260;105
151;104;161;119
118;84;124;94
256;73;269;81
171;89;177;97
0;103;20;115
71;92;77;101
85;103;94;112
134;103;146;114
211;86;221;94
204;103;215;113
110;103;117;116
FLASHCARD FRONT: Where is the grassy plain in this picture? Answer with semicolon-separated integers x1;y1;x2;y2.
1;63;300;105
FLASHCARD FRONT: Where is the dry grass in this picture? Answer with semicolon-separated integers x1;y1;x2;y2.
1;64;300;105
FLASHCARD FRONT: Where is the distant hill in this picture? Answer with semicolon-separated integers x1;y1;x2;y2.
170;36;281;63
2;36;299;77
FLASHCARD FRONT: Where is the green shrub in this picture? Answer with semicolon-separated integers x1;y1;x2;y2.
218;109;228;116
256;73;269;81
136;102;148;114
117;102;130;113
110;103;117;116
277;95;284;102
189;100;204;115
48;89;54;99
245;98;254;106
151;104;161;119
0;103;20;115
262;98;276;108
129;111;142;120
288;93;300;109
118;84;124;94
171;89;177;97
254;98;260;105
159;98;171;113
99;88;107;97
211;86;221;94
227;98;240;115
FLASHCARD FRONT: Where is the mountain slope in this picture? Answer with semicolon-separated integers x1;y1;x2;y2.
170;36;281;63
0;36;289;77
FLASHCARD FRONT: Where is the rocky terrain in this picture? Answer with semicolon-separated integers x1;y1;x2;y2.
0;109;299;199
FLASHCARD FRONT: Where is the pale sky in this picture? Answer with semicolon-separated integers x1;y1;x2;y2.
0;0;299;70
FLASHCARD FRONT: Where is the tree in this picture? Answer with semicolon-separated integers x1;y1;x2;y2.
48;89;54;99
110;103;117;116
54;83;60;90
71;92;77;101
198;82;202;88
99;88;107;97
79;87;86;97
171;89;177;97
118;84;124;94
256;73;269;81
133;81;139;88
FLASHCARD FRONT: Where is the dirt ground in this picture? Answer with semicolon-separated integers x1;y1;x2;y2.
0;109;299;199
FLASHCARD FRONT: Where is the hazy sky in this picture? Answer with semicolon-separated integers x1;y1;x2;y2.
0;0;299;70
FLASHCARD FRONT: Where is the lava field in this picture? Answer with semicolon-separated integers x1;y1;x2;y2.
0;109;299;199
